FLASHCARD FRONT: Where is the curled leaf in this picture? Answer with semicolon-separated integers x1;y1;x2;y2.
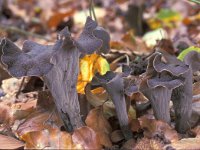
177;46;200;61
72;126;102;149
77;54;110;94
76;17;110;54
85;107;112;147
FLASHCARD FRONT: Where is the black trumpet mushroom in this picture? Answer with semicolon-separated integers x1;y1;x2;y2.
145;51;200;133
0;16;110;132
171;51;200;133
140;53;185;124
91;71;138;140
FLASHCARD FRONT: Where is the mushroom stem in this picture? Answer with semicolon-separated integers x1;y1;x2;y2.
171;70;193;133
105;74;132;140
43;46;84;132
143;87;171;124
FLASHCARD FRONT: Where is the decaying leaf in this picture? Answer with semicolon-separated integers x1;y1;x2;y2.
22;127;82;149
110;130;124;143
72;126;102;149
164;138;200;150
0;134;24;149
147;8;181;29
16;109;62;137
0;101;13;124
85;107;112;147
11;100;37;120
139;116;179;143
77;54;110;94
191;126;200;138
134;137;163;150
121;139;136;150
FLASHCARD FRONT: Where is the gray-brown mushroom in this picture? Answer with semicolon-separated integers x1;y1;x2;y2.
0;16;110;132
140;53;184;124
91;71;137;140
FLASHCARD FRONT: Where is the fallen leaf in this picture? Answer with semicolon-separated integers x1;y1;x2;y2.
17;109;62;137
147;9;182;29
121;139;136;150
139;116;179;143
23;128;81;149
164;138;200;150
0;101;12;124
142;28;168;48
177;46;200;61
130;119;141;133
191;125;200;138
72;126;102;149
0;134;24;149
192;99;200;115
12;100;37;120
193;81;200;95
85;107;112;147
77;54;110;94
110;130;124;143
135;137;163;150
47;9;75;29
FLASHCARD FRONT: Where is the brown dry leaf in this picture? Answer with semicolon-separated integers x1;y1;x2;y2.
191;125;200;138
135;137;163;150
116;0;129;4
77;54;110;94
193;81;200;95
72;126;102;149
47;9;75;29
0;101;13;124
12;100;37;120
85;107;112;147
130;119;141;132
110;130;124;143
0;99;37;125
139;116;179;143
23;128;81;149
164;138;200;150
0;134;24;149
121;139;136;150
22;130;49;149
16;109;62;137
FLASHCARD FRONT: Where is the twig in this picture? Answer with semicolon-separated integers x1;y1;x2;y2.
89;0;97;23
0;25;50;41
15;77;25;98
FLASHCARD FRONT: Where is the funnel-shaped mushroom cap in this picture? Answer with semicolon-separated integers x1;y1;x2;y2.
140;52;187;124
92;71;132;139
147;71;184;90
147;52;189;77
183;51;200;73
140;71;183;124
76;17;110;54
124;77;139;96
0;38;54;77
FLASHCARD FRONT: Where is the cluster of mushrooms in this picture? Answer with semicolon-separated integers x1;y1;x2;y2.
0;17;199;140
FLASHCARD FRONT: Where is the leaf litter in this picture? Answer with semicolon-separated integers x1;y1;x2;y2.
0;0;200;149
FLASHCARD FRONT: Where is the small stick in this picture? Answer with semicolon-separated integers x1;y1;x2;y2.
15;77;25;98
